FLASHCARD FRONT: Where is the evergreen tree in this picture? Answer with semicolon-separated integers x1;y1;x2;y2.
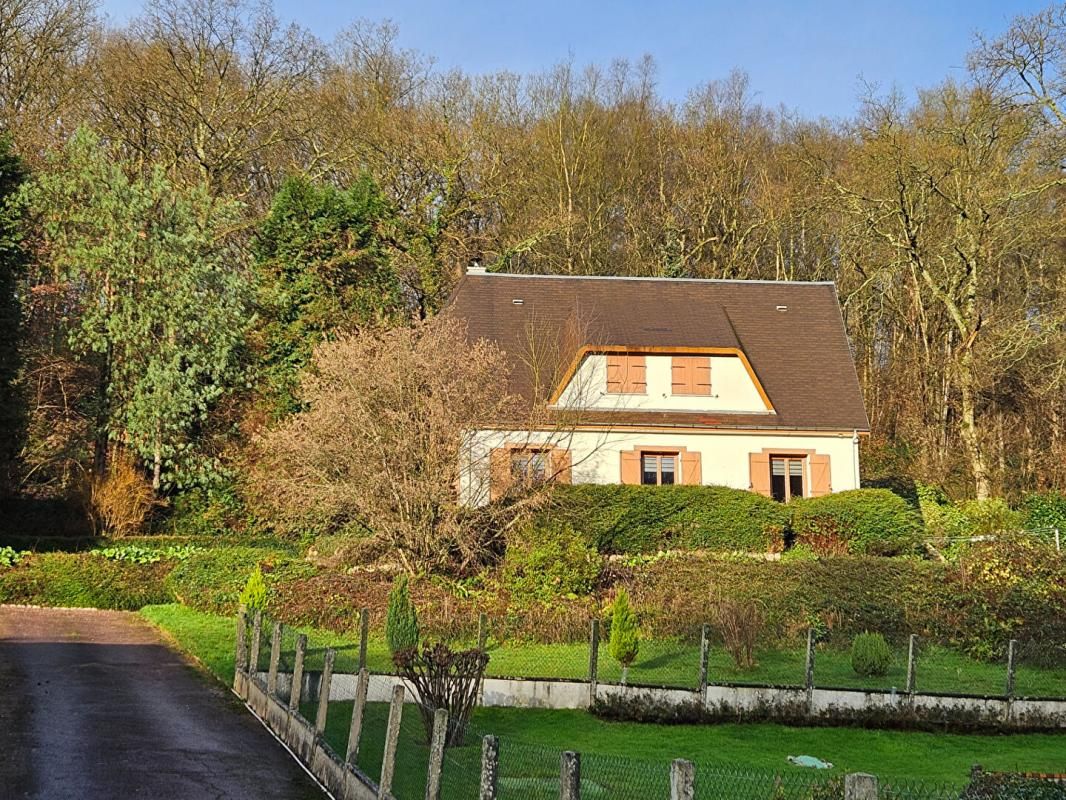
385;574;419;655
608;587;640;684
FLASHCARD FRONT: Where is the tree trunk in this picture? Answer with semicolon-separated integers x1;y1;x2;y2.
957;354;990;500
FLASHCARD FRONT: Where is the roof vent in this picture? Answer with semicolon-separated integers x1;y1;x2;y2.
776;305;788;312
467;261;486;275
512;299;524;305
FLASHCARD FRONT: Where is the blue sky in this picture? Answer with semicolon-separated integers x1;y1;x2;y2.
98;0;1047;120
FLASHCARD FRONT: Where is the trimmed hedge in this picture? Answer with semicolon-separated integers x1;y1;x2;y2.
0;552;173;608
790;489;923;556
536;484;789;554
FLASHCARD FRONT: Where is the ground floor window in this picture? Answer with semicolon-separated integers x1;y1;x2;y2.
641;452;676;485
770;455;805;501
511;449;548;485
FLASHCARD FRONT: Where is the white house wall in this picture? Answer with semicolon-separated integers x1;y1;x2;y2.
557;354;769;413
460;427;860;506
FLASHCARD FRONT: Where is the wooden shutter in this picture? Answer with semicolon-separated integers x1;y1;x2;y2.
671;358;692;394
624;356;646;393
606;355;624;393
749;452;771;497
680;451;702;485
489;448;512;501
809;454;831;497
694;358;711;395
550;448;572;484
620;450;641;484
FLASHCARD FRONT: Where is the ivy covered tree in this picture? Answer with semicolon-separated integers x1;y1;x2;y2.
254;174;404;417
0;138;27;499
17;128;251;491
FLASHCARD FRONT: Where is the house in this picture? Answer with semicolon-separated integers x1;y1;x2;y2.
445;267;870;505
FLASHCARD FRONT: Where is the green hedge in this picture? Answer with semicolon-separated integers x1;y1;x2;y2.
535;484;790;554
790;489;923;556
165;545;310;615
0;553;174;608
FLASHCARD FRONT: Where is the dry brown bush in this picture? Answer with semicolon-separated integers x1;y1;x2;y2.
87;453;155;536
710;595;763;670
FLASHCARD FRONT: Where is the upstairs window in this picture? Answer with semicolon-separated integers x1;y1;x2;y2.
770;456;804;502
606;354;647;394
641;453;676;485
671;356;712;396
511;450;548;485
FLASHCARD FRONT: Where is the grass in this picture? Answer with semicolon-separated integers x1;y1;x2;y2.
142;602;1066;791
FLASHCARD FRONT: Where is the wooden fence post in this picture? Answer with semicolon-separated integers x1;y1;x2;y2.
670;758;695;800
234;605;248;677
804;628;816;713
289;634;308;712
358;608;369;672
560;751;580;800
345;668;370;766
267;622;282;696
377;684;405;799
905;634;917;694
477;612;489;650
479;735;499;800
315;647;335;734
844;772;878;800
1005;639;1018;698
249;610;263;675
698;624;710;696
588;620;600;707
424;707;449;800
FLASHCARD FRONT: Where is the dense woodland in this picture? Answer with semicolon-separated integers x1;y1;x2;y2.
2;0;1066;535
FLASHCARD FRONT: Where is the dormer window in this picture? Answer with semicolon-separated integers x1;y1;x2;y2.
606;354;647;394
671;356;712;396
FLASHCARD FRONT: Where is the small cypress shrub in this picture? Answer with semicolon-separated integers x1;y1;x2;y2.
608;587;640;683
238;564;268;613
851;631;892;677
386;574;419;655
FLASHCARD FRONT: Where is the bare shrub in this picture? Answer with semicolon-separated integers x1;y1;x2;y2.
711;595;763;670
247;319;522;573
394;642;489;747
87;453;154;536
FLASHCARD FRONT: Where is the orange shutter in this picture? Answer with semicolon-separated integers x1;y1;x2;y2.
749;452;771;497
694;358;711;395
550;448;572;484
810;454;831;497
624;356;647;393
606;355;624;393
489;448;512;501
680;451;702;485
671;358;692;394
620;450;641;484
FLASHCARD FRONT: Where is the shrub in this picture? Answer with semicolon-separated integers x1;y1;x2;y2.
393;642;488;747
0;552;173;609
88;454;155;536
961;772;1066;800
165;546;304;615
957;498;1021;537
1022;491;1066;536
790;489;922;556
534;484;789;554
851;631;892;676
239;565;268;612
0;546;25;567
608;588;640;681
711;596;763;670
386;574;419;655
502;522;601;603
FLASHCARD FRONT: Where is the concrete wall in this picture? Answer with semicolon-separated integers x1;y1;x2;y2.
268;670;1066;730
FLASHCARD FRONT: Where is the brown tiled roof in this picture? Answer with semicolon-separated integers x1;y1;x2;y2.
443;273;870;432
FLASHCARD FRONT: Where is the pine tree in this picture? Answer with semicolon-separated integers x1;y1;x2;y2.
608;587;640;684
386;574;419;655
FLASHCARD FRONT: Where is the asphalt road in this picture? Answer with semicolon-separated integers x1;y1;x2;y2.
0;605;326;800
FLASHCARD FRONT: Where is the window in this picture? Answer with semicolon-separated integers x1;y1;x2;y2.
671;356;712;395
770;456;805;502
641;453;676;485
606;354;647;394
511;450;548;485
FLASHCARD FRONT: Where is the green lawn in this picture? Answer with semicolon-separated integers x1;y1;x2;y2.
142;602;1066;792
